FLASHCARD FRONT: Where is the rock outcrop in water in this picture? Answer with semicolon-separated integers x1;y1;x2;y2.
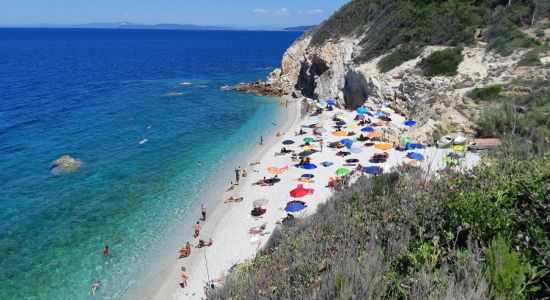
51;155;82;175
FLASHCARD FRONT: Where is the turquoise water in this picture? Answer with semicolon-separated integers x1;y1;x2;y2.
0;28;300;299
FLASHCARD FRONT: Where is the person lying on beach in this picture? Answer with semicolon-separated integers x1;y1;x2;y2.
194;222;201;238
179;242;192;258
276;131;284;137
91;281;100;295
225;196;244;203
252;177;267;186
295;128;306;135
226;182;235;192
347;131;356;136
336;151;351;157
242;170;247;177
249;223;267;234
181;267;188;288
197;238;213;248
249;161;260;166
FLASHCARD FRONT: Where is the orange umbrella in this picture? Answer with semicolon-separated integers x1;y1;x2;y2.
375;143;393;150
332;131;347;137
375;121;386;126
367;132;381;138
267;166;287;175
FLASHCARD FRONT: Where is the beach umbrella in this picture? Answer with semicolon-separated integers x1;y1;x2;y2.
314;128;326;134
267;167;285;175
303;137;314;143
335;120;347;126
410;143;426;149
399;137;411;144
301;173;315;178
327;100;336;106
375;121;387;126
367;132;381;139
253;198;269;208
301;163;317;170
321;161;333;167
381;107;395;114
290;184;312;198
373;112;386;117
335;114;346;119
357;114;366;120
345;158;359;163
404;120;417;127
298;151;314;157
335;168;349;175
340;138;353;145
407;152;425;161
302;145;313;151
375;143;393;150
348;124;359;129
282;140;295;145
350;147;362;153
356;106;367;114
361;127;374;132
316;101;327;109
364;166;382;175
366;112;374;117
332;131;347;137
285;201;306;212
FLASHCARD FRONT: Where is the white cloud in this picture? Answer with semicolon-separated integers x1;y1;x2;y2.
298;9;324;15
252;8;291;16
252;9;269;14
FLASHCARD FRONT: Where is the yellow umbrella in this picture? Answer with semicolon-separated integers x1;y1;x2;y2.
335;114;346;119
302;145;313;151
347;124;359;129
367;132;381;138
452;145;465;151
332;131;347;137
375;143;393;150
381;107;395;114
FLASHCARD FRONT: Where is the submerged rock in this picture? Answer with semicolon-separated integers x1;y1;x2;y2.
51;155;82;175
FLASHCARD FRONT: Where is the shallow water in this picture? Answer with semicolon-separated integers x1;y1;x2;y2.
0;28;300;299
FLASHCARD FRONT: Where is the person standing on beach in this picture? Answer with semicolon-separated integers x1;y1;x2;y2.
234;167;240;184
194;221;201;238
320;138;324;152
181;267;188;288
260;135;263;145
201;204;207;221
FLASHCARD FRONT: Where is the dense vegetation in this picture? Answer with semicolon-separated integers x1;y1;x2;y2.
211;153;549;299
468;84;504;101
418;47;464;77
308;0;546;65
477;80;550;154
377;46;423;72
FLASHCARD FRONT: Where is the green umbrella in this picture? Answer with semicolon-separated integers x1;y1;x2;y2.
303;137;314;143
335;168;349;175
399;137;411;144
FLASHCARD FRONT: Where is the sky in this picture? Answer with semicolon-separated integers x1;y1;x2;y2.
0;0;350;28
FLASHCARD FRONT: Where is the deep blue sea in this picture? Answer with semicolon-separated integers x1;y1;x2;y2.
0;28;300;299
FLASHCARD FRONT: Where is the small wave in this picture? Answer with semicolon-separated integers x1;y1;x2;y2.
253;67;273;70
178;82;193;86
139;139;148;145
164;92;185;97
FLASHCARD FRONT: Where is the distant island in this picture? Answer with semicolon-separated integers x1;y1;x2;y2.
283;25;317;31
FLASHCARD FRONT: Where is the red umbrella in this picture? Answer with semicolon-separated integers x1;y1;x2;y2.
290;184;313;198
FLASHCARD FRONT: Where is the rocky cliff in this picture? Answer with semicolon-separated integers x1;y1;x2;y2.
240;0;550;143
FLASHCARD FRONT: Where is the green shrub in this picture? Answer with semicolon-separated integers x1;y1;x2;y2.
485;237;526;299
418;48;463;77
469;85;503;101
518;43;549;67
378;47;422;72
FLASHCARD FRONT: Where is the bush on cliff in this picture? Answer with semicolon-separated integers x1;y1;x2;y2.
211;153;550;299
418;47;463;77
377;46;423;72
468;85;503;101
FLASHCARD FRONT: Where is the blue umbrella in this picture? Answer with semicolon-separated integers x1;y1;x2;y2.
361;127;374;132
301;163;317;169
373;112;386;117
356;107;367;114
407;152;424;161
285;201;306;212
366;112;374;117
410;143;426;149
282;140;295;145
404;120;417;127
363;166;382;175
350;147;362;153
301;174;315;178
340;138;353;145
321;161;333;167
327;100;336;106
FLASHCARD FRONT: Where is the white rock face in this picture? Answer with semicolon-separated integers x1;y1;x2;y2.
266;30;547;143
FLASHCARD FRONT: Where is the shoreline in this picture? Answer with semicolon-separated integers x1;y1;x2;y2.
121;95;299;300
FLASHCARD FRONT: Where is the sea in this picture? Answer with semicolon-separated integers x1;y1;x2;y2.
0;28;301;299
